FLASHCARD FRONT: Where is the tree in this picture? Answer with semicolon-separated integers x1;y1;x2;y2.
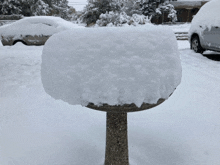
0;0;71;19
156;1;177;23
0;0;21;15
31;0;51;16
80;0;122;26
79;0;177;25
50;0;71;19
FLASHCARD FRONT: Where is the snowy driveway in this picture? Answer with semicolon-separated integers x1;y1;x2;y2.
0;41;220;165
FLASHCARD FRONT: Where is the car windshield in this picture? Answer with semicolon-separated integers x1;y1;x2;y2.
30;22;53;27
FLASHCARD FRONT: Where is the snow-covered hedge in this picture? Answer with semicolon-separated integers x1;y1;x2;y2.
96;11;151;27
41;26;182;108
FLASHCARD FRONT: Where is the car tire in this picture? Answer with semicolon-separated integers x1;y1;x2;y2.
191;36;204;54
13;40;27;45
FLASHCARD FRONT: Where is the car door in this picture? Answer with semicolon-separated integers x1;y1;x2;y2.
203;26;220;51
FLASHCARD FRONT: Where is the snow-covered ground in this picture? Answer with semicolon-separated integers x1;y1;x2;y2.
164;23;190;33
1;29;220;165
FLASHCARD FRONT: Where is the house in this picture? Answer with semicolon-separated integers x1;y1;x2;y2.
152;0;209;24
170;1;208;22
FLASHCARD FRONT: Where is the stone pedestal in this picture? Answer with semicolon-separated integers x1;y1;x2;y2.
87;99;165;165
105;112;128;165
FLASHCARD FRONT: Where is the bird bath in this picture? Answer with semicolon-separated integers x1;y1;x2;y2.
41;26;182;165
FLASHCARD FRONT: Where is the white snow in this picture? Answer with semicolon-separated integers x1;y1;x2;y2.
41;26;182;107
1;24;220;165
68;0;87;11
164;23;191;33
189;0;220;36
0;16;83;40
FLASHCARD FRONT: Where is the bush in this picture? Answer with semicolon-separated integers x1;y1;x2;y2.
156;2;177;23
96;11;151;27
78;0;177;26
79;0;122;26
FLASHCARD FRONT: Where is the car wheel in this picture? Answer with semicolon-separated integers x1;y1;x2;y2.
191;36;204;54
13;40;27;45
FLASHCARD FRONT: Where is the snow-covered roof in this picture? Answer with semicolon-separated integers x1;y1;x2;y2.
170;1;208;8
41;25;182;108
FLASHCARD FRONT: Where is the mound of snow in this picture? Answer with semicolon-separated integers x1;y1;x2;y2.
41;26;182;108
189;0;220;36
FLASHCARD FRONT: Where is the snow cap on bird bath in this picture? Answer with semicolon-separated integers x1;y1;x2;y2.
41;25;182;109
41;25;182;165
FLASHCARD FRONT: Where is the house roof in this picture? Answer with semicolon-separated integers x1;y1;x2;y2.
170;1;209;9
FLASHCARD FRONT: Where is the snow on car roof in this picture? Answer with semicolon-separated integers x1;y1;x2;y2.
17;16;74;27
41;25;182;108
0;16;82;38
189;0;220;35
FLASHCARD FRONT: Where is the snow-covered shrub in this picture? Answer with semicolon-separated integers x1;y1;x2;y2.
96;11;151;27
79;0;122;26
156;2;177;23
130;14;151;25
96;11;127;26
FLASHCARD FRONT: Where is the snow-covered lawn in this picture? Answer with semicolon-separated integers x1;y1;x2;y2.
1;39;220;165
164;23;191;33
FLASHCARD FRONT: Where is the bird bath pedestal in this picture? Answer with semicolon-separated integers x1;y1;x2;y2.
87;99;165;165
41;27;182;165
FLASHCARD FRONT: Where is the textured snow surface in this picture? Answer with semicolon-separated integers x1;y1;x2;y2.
1;40;220;165
41;26;182;107
189;0;220;36
0;16;83;39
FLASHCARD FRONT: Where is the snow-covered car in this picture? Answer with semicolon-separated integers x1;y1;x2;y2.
0;16;83;46
189;0;220;54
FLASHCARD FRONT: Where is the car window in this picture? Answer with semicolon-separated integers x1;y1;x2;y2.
31;22;53;27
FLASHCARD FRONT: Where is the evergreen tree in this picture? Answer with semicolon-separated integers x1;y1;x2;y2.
0;0;21;15
123;0;177;22
18;0;51;16
0;0;71;19
31;0;51;16
123;0;164;17
50;0;70;19
80;0;122;26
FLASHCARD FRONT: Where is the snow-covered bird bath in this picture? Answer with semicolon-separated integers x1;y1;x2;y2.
41;25;182;165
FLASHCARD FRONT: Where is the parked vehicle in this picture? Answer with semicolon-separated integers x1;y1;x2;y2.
189;0;220;54
0;16;83;46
